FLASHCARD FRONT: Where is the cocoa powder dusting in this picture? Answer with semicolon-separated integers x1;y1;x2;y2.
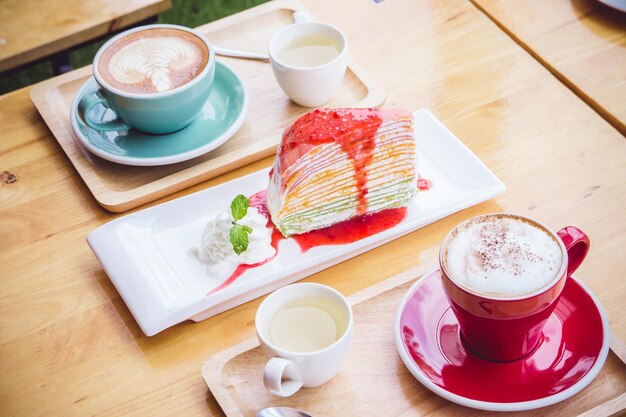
476;222;543;278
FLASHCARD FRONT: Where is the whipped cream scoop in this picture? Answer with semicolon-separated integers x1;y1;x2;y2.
191;206;275;279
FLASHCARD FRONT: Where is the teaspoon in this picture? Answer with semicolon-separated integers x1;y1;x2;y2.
214;46;269;61
256;406;313;417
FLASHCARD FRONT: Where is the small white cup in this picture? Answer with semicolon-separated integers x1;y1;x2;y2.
268;21;348;107
255;283;353;397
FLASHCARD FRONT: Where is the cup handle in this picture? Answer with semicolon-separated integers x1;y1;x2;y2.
293;11;311;23
557;226;590;277
78;89;130;131
263;357;303;397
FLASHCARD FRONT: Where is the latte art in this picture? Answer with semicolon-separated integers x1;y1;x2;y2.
109;37;197;92
98;28;209;94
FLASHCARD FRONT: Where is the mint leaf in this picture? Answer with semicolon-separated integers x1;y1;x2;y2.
230;194;249;221
230;223;250;255
229;195;253;255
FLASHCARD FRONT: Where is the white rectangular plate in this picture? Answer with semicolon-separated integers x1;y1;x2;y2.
87;109;505;336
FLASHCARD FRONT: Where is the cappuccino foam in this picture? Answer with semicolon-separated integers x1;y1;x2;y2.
98;28;209;94
444;215;562;297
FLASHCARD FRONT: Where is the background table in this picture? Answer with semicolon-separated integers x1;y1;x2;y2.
0;0;172;73
1;0;625;416
472;0;626;135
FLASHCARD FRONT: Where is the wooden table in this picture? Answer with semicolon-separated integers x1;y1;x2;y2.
0;0;172;73
1;0;625;415
471;0;626;135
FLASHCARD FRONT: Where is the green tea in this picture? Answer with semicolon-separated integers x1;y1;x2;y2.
278;35;340;67
269;295;348;352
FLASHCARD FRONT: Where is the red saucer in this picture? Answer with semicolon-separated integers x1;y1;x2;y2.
394;269;609;411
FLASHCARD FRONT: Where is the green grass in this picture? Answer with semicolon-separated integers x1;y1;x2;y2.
0;0;269;95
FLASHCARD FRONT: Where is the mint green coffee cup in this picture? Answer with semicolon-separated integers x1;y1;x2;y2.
79;24;215;135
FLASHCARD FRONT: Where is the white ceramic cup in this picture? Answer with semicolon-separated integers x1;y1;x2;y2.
268;21;348;107
255;283;354;397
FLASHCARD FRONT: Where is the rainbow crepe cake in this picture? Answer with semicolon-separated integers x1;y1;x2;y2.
267;108;418;237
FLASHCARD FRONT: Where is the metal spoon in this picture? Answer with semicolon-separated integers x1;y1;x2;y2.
257;407;313;417
214;46;269;61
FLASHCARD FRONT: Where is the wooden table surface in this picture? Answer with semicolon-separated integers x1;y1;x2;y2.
472;0;626;135
1;0;625;416
0;0;172;73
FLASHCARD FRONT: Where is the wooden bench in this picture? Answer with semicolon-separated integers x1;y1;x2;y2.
0;0;172;74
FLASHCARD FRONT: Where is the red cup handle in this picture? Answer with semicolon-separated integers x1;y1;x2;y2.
557;226;590;277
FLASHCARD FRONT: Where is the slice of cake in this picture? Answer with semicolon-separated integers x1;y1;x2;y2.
267;108;418;237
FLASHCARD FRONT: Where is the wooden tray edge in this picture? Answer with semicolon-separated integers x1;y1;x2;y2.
575;392;626;417
29;67;115;202
349;56;386;108
196;0;306;33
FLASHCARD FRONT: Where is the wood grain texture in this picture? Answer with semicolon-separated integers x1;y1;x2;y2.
28;0;385;212
0;0;172;73
576;393;626;417
1;0;626;416
202;268;626;417
471;0;626;135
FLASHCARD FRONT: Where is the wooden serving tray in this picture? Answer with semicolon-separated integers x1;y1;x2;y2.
202;267;626;417
28;0;385;212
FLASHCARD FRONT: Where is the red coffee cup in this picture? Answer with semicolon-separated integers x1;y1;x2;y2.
439;214;589;363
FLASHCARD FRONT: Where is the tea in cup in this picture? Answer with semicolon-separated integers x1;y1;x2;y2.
255;283;353;397
269;21;348;107
79;24;215;135
439;213;590;362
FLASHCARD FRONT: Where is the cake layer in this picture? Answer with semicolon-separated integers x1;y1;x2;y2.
268;108;418;237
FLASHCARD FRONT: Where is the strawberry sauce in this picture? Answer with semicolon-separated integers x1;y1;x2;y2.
418;177;433;191
291;207;407;252
280;109;383;215
209;190;408;294
250;190;408;252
